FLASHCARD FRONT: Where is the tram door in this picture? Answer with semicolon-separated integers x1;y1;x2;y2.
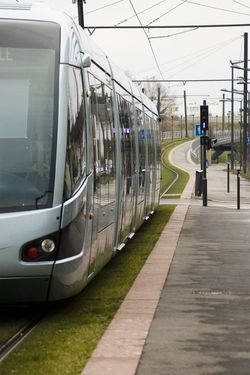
144;114;152;216
117;95;136;241
147;117;155;212
88;73;116;275
151;118;159;209
154;119;161;206
136;109;146;228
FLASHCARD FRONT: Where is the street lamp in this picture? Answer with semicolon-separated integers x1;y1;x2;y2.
220;97;243;168
221;61;246;170
180;115;183;138
243;32;248;173
219;93;232;132
221;88;244;95
229;33;249;173
222;93;225;131
220;67;236;169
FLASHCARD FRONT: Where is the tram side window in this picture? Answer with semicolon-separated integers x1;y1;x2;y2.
64;66;86;199
155;118;161;181
96;84;115;181
117;95;133;190
147;115;154;169
88;72;115;202
137;109;146;188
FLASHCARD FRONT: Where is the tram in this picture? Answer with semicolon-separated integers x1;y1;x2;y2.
0;2;161;302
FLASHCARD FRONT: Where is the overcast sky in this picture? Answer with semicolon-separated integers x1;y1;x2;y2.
21;0;250;115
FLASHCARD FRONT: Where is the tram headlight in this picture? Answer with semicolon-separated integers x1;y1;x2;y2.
41;239;55;253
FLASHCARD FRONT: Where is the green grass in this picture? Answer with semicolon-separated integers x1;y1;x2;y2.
212;150;230;164
0;205;175;375
0;305;45;347
161;138;190;195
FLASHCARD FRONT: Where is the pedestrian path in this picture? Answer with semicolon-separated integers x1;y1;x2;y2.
137;150;250;374
82;141;250;375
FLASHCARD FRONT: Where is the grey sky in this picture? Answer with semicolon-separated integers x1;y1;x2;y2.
19;0;250;115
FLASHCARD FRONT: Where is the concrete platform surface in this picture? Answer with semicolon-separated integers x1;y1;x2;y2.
82;141;250;375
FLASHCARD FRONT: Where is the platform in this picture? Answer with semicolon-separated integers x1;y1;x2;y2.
82;141;250;375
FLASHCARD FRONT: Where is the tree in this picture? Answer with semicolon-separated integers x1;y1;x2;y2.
140;76;176;118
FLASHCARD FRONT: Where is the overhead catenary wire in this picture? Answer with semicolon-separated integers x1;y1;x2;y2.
114;0;169;26
231;0;250;9
145;0;250;27
163;36;241;78
126;35;242;78
147;0;188;26
127;0;165;79
148;27;198;39
85;0;125;15
185;0;250;17
88;0;250;27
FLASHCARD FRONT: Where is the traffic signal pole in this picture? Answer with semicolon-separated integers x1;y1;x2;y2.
201;135;208;206
200;101;209;207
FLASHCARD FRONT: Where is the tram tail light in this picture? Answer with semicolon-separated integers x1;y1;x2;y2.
25;246;40;260
21;233;58;262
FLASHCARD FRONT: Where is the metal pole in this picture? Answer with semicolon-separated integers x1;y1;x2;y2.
181;115;183;138
243;32;248;173
202;136;207;206
200;140;203;170
157;87;161;115
202;100;207;207
227;162;230;192
240;100;243;169
184;90;188;137
77;0;85;29
231;64;234;170
222;93;225;131
237;169;240;209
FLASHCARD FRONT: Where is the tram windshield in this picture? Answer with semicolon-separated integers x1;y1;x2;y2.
0;20;59;212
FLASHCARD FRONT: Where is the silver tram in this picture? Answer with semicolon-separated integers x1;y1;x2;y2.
0;2;161;302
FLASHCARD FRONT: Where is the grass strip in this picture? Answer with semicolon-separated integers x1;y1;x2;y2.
0;305;42;348
0;205;175;375
161;139;190;195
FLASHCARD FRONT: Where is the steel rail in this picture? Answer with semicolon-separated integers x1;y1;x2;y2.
160;147;179;198
0;304;52;362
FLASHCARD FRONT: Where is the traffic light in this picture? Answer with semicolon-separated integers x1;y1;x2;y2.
200;105;209;131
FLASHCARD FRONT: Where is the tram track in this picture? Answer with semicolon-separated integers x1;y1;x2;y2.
160;146;180;199
160;139;191;200
0;304;51;362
